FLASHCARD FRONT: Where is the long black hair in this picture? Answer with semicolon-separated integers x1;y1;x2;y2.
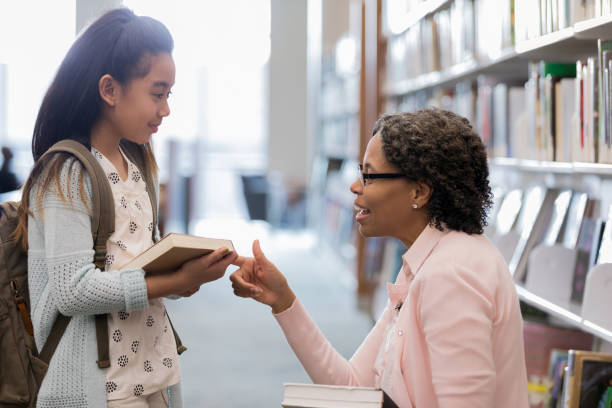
17;8;174;248
32;7;174;159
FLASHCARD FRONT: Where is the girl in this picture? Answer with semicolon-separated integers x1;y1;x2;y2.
15;8;236;408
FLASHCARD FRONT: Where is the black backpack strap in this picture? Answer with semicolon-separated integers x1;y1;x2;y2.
40;140;115;369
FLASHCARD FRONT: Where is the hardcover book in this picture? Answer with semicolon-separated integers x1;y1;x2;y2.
542;189;572;246
121;233;234;274
281;383;399;408
563;350;612;408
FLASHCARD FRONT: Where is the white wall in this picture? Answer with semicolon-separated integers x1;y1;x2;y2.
76;0;122;34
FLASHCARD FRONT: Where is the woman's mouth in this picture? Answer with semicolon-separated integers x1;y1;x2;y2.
149;124;159;133
354;205;371;222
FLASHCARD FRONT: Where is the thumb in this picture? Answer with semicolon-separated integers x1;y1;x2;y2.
252;240;272;267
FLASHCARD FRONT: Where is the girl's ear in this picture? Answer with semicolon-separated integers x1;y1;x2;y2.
98;74;119;107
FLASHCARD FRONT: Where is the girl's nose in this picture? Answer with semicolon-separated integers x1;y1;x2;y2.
160;100;171;117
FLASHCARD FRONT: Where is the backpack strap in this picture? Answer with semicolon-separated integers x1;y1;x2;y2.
166;310;187;354
45;140;115;261
42;140;115;368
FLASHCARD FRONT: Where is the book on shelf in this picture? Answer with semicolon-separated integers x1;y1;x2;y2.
281;383;399;408
556;77;577;162
597;204;612;264
562;192;589;249
562;350;612;408
121;233;235;274
491;189;520;231
598;40;612;163
549;351;569;408
492;82;509;158
509;185;556;280
523;319;594;408
570;216;605;303
491;189;523;261
542;189;573;246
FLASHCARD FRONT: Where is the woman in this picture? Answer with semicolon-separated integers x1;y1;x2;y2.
230;108;529;407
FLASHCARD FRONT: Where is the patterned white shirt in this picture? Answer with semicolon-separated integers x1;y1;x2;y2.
92;147;180;400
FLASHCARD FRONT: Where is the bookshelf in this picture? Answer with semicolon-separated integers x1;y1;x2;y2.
366;0;612;403
312;26;362;275
382;15;612;98
373;0;612;342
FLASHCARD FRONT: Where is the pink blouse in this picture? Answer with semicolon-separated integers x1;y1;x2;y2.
275;226;529;407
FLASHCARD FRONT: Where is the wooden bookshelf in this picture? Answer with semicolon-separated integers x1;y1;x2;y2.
382;13;612;98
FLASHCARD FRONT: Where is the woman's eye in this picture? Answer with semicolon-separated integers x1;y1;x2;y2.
153;93;164;99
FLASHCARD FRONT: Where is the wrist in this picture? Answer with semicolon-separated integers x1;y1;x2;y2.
271;288;296;314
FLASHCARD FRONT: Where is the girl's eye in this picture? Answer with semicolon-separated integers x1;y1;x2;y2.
154;93;164;99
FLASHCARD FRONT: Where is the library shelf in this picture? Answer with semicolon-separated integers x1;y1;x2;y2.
515;284;612;343
574;13;612;39
382;15;612;98
490;158;612;176
390;0;452;36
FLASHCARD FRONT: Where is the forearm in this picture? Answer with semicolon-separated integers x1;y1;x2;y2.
274;298;368;386
146;273;184;299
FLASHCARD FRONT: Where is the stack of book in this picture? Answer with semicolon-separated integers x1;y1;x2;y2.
281;383;398;408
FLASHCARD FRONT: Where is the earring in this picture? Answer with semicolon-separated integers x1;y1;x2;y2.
412;203;418;209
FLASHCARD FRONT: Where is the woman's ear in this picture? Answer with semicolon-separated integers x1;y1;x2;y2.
413;181;433;208
98;74;118;107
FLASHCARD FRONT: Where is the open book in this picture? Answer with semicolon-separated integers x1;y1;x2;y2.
121;233;234;274
281;383;399;408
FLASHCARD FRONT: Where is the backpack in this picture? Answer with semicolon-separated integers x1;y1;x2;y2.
0;139;185;407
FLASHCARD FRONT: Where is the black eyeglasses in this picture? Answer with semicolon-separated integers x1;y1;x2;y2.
358;164;405;186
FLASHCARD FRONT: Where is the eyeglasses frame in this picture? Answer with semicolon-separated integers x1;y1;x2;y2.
358;164;405;185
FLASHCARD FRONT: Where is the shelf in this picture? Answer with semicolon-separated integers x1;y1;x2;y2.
574;13;612;39
392;0;451;35
515;285;612;343
489;158;612;176
383;15;609;97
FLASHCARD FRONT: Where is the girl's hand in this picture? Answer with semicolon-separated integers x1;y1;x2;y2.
177;247;238;288
178;285;200;298
147;247;238;299
230;240;295;314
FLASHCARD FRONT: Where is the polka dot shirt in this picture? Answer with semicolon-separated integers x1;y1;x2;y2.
92;147;180;400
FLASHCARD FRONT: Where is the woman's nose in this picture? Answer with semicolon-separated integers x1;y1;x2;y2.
350;178;362;195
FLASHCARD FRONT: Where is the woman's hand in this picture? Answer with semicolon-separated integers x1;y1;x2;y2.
230;240;295;314
146;247;237;299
